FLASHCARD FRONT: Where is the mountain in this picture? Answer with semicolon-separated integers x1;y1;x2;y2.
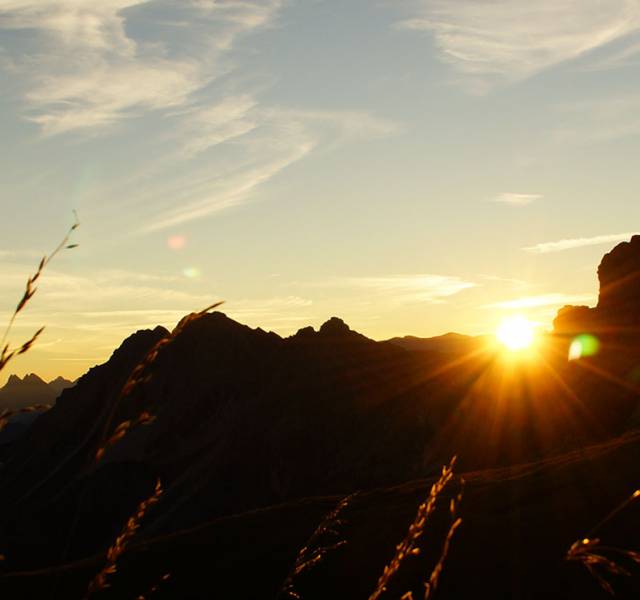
49;375;74;396
1;239;640;598
0;373;73;411
0;373;74;447
386;332;489;354
0;313;635;572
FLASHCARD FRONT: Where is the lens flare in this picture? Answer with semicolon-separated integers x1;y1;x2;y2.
183;267;200;279
167;235;186;250
568;334;600;361
496;315;536;351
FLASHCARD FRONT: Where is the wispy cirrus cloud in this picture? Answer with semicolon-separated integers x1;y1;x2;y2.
72;296;314;333
583;38;640;72
0;0;285;135
0;263;314;339
397;0;640;89
0;1;399;233
523;232;637;254
491;193;542;206
312;274;476;305
484;293;596;310
137;104;399;232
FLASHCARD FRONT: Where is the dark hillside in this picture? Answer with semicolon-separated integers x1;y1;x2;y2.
1;238;640;598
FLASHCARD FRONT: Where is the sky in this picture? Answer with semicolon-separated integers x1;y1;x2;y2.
1;0;640;383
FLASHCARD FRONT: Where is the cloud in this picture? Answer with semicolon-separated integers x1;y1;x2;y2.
491;193;542;206
132;104;398;232
0;1;142;50
0;265;212;308
26;60;204;135
0;0;285;134
0;261;315;333
0;1;399;233
176;95;260;158
523;232;637;254
484;293;596;310
582;38;640;71
315;274;476;304
70;296;314;335
397;0;640;88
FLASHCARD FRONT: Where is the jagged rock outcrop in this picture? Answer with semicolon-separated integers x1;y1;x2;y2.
554;235;640;334
552;304;598;334
598;234;640;319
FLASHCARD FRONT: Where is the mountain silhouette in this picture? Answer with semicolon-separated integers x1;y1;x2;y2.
0;374;74;450
386;331;489;354
1;241;640;599
0;373;72;411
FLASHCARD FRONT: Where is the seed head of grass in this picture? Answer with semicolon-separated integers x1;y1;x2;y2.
566;487;640;595
369;457;460;600
94;411;156;462
0;212;79;375
84;478;163;599
279;493;355;600
136;572;171;600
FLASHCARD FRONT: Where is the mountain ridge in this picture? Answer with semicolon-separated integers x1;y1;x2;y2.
1;238;640;598
0;372;73;412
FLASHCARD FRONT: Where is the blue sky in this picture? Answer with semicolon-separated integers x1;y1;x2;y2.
1;0;640;381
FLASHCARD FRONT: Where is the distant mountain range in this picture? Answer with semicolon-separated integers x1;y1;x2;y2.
0;374;73;445
1;237;640;599
386;331;490;354
0;373;73;412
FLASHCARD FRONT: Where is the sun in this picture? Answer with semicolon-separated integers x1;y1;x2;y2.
496;315;537;351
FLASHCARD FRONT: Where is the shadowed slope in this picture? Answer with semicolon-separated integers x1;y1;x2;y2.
1;430;639;599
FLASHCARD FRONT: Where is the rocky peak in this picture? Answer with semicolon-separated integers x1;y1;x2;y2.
292;325;315;338
5;374;22;387
2;373;47;390
597;234;640;318
554;234;640;334
318;317;351;336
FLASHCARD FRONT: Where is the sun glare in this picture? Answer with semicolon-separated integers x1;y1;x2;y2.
496;315;536;351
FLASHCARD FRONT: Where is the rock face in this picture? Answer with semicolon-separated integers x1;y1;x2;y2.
552;304;598;334
598;234;640;319
554;235;640;333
